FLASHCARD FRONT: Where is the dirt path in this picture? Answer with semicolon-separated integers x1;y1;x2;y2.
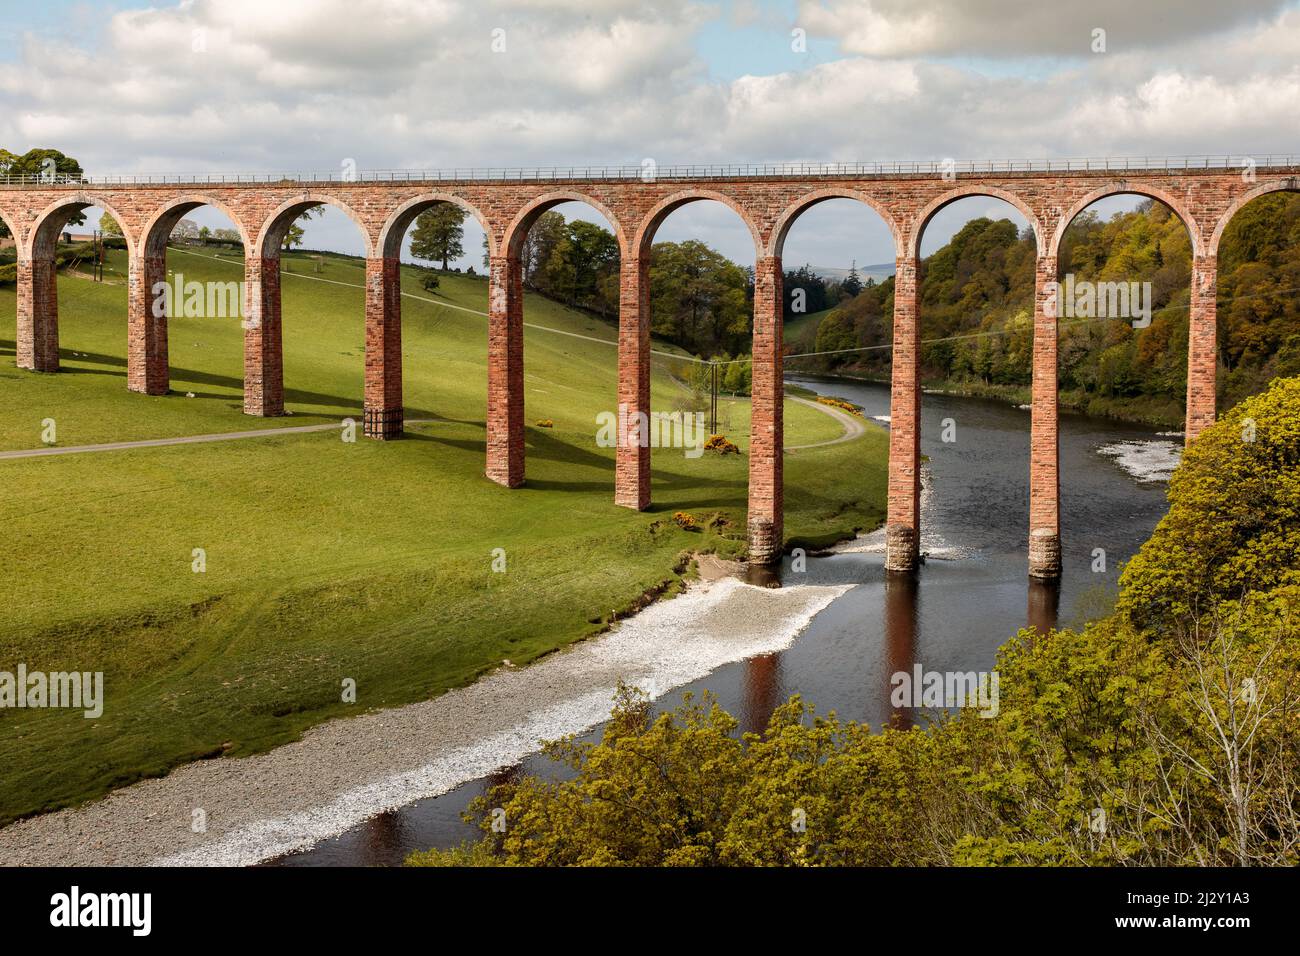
1;396;862;462
786;396;868;450
0;418;451;460
0;421;344;460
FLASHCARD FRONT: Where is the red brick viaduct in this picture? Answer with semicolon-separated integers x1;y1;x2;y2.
2;159;1296;577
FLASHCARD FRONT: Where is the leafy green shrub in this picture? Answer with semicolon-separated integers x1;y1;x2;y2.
1120;376;1300;628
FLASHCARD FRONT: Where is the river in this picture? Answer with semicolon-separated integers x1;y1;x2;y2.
268;376;1177;866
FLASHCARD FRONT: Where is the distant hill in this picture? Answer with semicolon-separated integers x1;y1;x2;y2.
808;262;895;284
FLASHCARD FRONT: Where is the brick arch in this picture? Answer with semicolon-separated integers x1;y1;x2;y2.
908;185;1044;258
377;192;494;260
503;191;626;259
768;188;902;259
632;188;762;260
1208;178;1300;257
29;193;138;259
255;194;373;258
0;205;17;248
140;195;252;258
1050;183;1200;259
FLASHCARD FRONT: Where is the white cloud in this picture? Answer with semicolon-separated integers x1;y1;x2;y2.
795;0;1293;58
0;0;1295;190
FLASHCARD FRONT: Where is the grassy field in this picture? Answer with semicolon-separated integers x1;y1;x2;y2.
783;305;827;356
0;246;887;824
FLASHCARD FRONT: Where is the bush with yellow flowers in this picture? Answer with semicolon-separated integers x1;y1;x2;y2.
816;396;864;417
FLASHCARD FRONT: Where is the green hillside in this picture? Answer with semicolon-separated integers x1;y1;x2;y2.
796;194;1300;426
0;245;886;823
783;306;828;356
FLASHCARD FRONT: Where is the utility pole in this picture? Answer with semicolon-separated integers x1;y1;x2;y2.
93;230;103;282
709;360;719;435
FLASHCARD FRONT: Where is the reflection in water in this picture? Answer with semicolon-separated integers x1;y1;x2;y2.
741;653;782;734
484;764;522;792
882;571;920;730
359;811;405;867
1027;578;1061;635
744;563;782;589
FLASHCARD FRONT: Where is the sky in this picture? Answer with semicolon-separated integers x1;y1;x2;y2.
3;0;1297;270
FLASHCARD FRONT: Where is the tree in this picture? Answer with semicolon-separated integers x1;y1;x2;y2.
0;147;83;183
410;203;467;271
534;219;619;315
649;240;750;356
171;219;200;242
842;262;863;298
0;148;87;236
813;308;856;358
1119;376;1300;628
782;264;829;317
281;207;323;252
99;212;123;237
722;355;752;395
521;211;567;288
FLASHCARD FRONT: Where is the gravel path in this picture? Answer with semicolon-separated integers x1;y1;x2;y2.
786;396;866;449
0;419;450;460
0;575;851;866
0;421;344;459
0;396;857;461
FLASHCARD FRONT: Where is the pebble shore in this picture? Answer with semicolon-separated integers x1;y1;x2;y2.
0;573;851;866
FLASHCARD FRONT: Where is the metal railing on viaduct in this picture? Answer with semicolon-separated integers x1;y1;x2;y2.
3;156;1297;576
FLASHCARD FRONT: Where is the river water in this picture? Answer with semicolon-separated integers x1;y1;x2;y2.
269;376;1176;866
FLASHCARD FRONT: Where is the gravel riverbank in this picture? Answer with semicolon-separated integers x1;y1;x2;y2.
0;573;851;866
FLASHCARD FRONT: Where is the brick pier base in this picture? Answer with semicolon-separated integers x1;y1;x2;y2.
1028;528;1062;580
884;524;918;573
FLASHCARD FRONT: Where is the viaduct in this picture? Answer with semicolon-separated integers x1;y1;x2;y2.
2;157;1296;578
